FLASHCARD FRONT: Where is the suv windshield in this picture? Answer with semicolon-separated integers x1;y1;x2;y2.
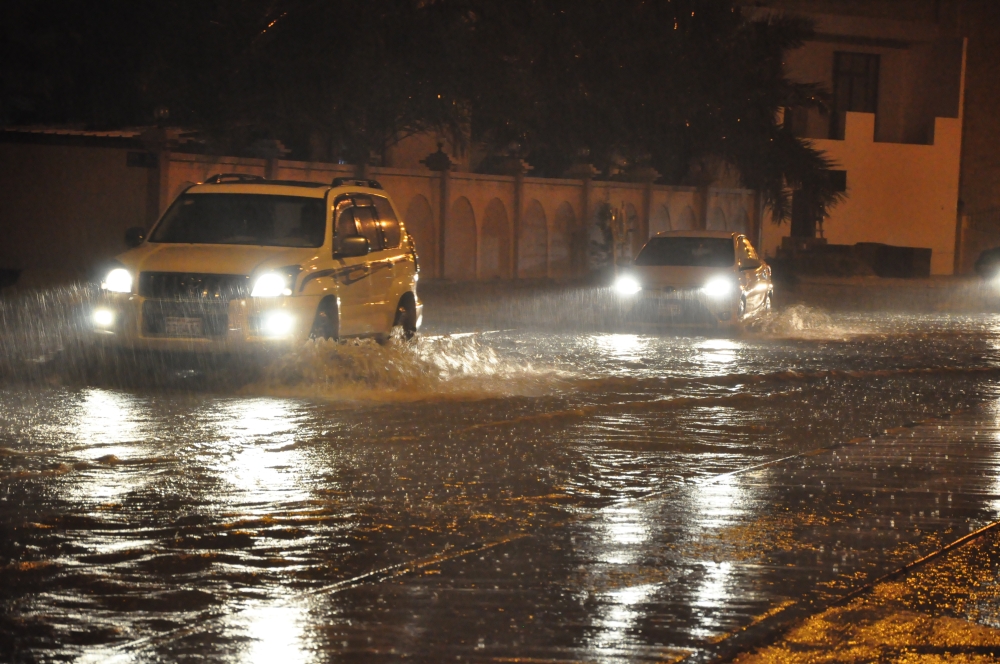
150;193;327;247
633;237;735;267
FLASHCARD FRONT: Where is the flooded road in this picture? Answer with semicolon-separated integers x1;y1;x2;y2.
4;285;1000;662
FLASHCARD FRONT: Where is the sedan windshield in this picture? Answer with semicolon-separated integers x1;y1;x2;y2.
633;237;735;267
150;193;327;247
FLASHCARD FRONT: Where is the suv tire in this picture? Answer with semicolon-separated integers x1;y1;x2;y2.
310;297;339;340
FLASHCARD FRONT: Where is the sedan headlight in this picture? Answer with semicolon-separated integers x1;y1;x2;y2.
101;268;133;293
251;272;293;298
701;277;734;299
614;275;642;295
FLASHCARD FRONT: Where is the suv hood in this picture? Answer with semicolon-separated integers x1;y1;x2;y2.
631;265;736;290
116;243;319;276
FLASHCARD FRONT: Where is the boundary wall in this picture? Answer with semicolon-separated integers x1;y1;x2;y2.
166;153;757;281
0;138;757;286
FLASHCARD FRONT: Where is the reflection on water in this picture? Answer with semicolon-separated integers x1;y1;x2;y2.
593;334;646;363
65;389;147;503
687;473;753;640
75;388;142;451
593;504;649;566
4;305;1000;661
694;338;740;370
692;473;748;530
237;600;312;664
589;583;660;662
211;399;311;503
582;500;662;661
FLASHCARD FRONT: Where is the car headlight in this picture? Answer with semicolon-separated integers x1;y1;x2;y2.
251;272;292;297
614;275;642;295
101;268;133;293
701;277;734;299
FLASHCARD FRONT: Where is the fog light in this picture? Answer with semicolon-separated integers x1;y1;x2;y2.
93;308;115;328
262;311;295;337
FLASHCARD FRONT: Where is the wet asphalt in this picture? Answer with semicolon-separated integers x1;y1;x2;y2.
3;284;1000;662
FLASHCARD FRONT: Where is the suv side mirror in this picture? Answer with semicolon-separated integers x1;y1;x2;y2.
124;226;146;248
740;259;762;271
338;236;370;257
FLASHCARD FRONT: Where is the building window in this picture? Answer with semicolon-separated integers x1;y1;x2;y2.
830;52;880;139
828;170;847;192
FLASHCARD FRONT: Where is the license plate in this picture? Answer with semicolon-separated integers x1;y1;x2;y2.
164;317;204;337
661;304;682;316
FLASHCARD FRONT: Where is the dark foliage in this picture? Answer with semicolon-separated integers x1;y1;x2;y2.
0;0;843;222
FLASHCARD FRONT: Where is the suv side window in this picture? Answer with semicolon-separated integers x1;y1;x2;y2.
353;206;383;251
333;198;358;253
373;196;401;249
736;236;750;265
740;236;759;261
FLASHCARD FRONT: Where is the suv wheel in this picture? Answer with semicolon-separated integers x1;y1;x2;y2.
310;297;339;340
392;294;418;340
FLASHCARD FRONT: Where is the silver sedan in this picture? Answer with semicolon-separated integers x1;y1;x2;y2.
613;230;773;328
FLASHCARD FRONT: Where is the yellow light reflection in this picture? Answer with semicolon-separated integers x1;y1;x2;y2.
588;582;659;658
688;473;746;639
582;501;661;660
595;504;649;565
212;398;309;502
240;601;311;664
694;338;739;368
593;334;646;362
76;388;141;454
66;388;145;502
692;473;744;529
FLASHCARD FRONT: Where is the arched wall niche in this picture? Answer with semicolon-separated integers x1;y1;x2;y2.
519;200;548;278
404;195;435;275
731;209;750;233
445;197;476;280
649;205;671;236
707;207;727;231
676;206;697;231
480;198;510;279
550;202;575;278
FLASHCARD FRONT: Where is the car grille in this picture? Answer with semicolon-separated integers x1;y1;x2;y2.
138;272;249;301
142;300;230;337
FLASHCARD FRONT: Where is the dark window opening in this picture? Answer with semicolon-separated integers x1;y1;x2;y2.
830;52;880;139
790;190;822;238
828;170;848;192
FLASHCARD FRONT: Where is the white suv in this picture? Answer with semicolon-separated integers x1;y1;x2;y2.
93;174;422;351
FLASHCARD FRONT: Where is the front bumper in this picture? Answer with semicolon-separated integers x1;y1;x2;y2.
90;293;323;353
625;288;737;326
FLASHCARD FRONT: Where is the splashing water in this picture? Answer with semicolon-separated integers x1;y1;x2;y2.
747;305;870;341
245;334;570;402
0;284;97;377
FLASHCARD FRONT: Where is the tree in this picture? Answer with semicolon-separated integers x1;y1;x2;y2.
456;0;843;223
1;0;842;223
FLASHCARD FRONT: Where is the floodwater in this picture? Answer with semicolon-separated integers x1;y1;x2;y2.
4;284;1000;662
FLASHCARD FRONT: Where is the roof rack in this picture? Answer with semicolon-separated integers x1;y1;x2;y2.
203;173;267;184
331;177;382;190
